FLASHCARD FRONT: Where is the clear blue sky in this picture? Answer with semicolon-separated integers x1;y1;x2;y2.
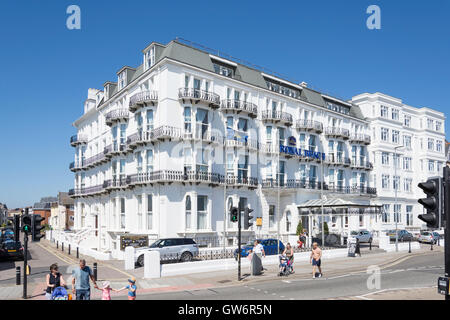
0;0;449;209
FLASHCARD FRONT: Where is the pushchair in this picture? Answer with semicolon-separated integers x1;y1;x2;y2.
278;255;292;276
51;286;69;300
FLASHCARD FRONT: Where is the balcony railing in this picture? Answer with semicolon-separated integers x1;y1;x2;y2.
183;170;223;185
220;99;258;118
84;152;107;168
129;90;158;112
327;184;377;196
70;134;87;147
128;170;185;185
261;110;293;126
323;154;351;166
69;185;105;197
69;161;83;172
295;120;323;133
261;178;327;191
153;125;183;141
325;127;350;140
126;131;154;149
104;143;127;157
261;143;279;154
226;136;259;151
349;133;371;145
178;88;220;107
194;130;225;145
105;109;129;126
103;177;128;189
226;175;258;188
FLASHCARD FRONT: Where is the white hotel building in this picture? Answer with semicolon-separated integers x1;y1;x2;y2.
66;39;443;259
352;93;446;234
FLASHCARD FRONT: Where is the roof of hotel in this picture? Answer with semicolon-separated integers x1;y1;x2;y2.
102;39;366;121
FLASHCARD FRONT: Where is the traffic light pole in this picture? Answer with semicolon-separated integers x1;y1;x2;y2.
23;233;28;299
444;167;450;300
238;210;241;281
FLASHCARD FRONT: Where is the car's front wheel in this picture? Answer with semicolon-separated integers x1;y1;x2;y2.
137;255;144;267
180;252;193;262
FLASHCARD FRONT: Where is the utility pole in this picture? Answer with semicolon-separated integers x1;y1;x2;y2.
237;207;241;281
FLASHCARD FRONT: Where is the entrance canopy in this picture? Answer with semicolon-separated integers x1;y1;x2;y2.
298;198;383;215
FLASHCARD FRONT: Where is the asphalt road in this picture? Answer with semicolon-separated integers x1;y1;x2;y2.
133;252;444;300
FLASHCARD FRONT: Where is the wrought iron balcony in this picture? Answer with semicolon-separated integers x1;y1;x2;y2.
295;119;323;133
126;131;155;149
325;127;350;140
104;143;127;157
220;99;258;118
69;185;105;198
261;178;327;191
70;134;87;147
84;152;108;168
129;90;158;112
350;159;374;171
349;133;371;145
261;110;293;126
103;177;128;190
226;136;259;151
105;109;129;126
69;161;83;172
327;184;377;196
178;88;220;108
225;175;258;189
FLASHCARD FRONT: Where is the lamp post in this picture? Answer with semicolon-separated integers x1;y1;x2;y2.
394;145;404;252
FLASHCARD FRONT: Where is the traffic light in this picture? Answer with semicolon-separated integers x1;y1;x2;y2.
230;207;239;223
417;177;442;229
21;214;32;235
31;214;44;242
6;215;20;242
243;207;254;229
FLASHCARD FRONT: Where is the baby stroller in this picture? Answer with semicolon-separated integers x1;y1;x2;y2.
52;286;69;300
278;255;292;276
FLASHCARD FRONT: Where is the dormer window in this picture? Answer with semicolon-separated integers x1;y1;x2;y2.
145;46;155;70
104;85;109;100
118;72;126;90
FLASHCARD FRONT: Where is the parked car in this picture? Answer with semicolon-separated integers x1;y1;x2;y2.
388;230;414;242
418;231;440;244
349;230;373;243
0;239;24;261
134;238;199;266
234;239;285;260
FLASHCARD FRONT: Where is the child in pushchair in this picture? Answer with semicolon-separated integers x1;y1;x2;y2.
51;286;69;300
278;254;292;276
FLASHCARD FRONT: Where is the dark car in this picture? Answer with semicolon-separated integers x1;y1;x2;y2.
388;230;414;242
0;240;24;261
234;239;285;260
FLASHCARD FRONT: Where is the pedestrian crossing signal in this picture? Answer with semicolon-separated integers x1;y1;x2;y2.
230;207;239;223
32;214;45;242
244;207;254;229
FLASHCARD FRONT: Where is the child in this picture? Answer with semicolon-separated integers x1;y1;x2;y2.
116;277;137;300
95;281;115;300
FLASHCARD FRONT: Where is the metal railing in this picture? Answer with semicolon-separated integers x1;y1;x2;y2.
261;179;327;190
226;136;259;150
325;127;350;139
70;134;87;146
178;87;220;106
220;99;258;117
261;110;293;125
105;109;129;126
295;119;323;133
349;133;371;144
129;90;158;111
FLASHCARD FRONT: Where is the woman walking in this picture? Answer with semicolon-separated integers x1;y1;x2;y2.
45;263;66;300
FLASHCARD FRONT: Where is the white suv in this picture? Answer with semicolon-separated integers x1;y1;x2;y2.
134;238;199;266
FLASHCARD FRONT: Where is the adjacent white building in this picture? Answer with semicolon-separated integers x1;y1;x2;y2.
352;92;446;234
65;39;445;259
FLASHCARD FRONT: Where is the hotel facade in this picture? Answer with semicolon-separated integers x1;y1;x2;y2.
66;39;443;259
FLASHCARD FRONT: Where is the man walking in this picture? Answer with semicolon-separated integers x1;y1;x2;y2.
310;242;322;278
72;259;98;300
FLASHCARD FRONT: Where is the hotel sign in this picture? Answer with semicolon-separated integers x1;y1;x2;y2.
280;144;326;161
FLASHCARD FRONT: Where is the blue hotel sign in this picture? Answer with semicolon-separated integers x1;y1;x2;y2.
280;136;325;161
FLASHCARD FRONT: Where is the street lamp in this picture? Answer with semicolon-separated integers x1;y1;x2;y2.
394;145;404;252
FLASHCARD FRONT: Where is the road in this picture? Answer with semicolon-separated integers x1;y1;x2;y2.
132;252;444;300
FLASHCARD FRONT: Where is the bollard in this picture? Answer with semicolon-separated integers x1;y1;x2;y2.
408;239;411;253
56;241;59;249
76;247;79;259
431;242;433;251
93;263;98;281
438;238;440;246
62;243;64;252
369;241;372;251
16;267;21;285
68;244;71;255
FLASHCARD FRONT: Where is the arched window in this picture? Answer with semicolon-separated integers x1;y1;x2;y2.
185;195;191;230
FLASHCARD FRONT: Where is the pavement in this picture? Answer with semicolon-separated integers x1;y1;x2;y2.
0;239;445;300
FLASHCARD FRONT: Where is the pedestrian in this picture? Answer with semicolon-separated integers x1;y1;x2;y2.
45;263;66;300
250;240;265;275
116;277;137;300
310;242;323;278
95;281;116;300
71;259;99;300
283;243;294;273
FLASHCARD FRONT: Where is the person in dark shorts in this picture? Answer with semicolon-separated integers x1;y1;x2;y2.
310;242;322;278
